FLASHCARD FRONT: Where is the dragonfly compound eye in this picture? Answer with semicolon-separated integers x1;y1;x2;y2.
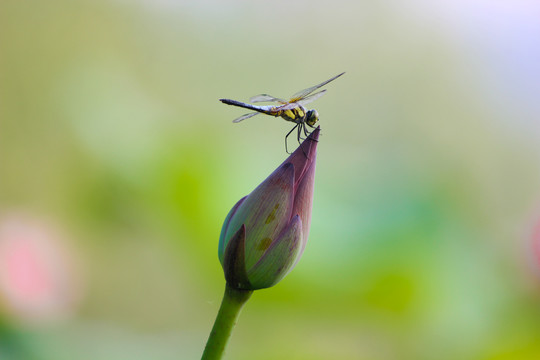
306;110;319;127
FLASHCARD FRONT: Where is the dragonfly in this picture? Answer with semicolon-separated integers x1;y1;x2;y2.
220;72;345;153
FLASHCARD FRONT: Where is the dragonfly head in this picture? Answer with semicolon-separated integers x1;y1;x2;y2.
305;109;319;127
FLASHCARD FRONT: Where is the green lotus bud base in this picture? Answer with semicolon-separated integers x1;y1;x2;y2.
201;285;253;360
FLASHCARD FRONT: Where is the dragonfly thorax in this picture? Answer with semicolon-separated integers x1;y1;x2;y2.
278;105;307;123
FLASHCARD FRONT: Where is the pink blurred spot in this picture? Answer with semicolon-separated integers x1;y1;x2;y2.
0;214;81;324
6;238;52;299
533;218;540;269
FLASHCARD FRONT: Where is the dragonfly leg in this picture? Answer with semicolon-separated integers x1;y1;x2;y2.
303;123;310;137
297;122;307;142
297;124;308;142
304;124;319;143
297;123;308;158
285;123;300;154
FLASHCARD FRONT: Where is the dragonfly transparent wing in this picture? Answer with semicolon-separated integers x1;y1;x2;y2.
296;90;327;106
276;102;299;111
233;112;259;123
276;91;327;110
249;94;287;103
289;72;345;102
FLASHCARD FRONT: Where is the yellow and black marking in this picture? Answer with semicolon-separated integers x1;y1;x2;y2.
275;107;306;123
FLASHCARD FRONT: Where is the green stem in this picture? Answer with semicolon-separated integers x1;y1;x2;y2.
201;284;253;360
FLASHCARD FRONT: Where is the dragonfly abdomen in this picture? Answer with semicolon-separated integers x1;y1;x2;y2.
219;99;277;115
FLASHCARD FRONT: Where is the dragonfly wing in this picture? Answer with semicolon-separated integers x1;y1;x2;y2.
276;103;299;111
249;94;287;103
289;72;345;102
233;112;260;123
276;90;327;111
296;90;327;106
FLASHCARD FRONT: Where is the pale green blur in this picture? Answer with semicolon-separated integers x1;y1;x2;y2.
1;1;540;359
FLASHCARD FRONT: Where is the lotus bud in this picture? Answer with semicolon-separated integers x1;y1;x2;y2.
218;128;319;290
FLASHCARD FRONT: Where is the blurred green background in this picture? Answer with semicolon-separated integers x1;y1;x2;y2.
1;1;540;359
